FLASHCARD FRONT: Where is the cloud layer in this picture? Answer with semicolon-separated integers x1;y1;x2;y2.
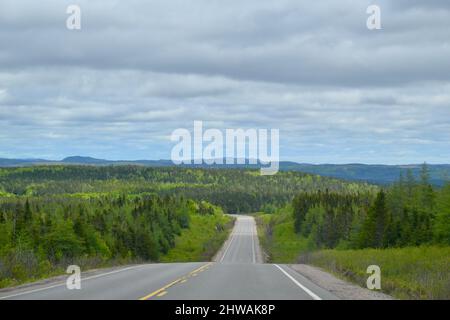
0;0;449;163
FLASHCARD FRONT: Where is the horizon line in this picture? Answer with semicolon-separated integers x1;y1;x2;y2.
0;155;448;166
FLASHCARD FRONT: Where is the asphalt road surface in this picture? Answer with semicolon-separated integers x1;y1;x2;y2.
0;215;338;300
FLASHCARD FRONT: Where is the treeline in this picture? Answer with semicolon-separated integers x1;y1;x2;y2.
0;166;377;213
0;194;216;286
293;164;450;249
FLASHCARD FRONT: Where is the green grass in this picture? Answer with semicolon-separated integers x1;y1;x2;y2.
160;213;234;263
301;246;450;300
0;256;139;289
0;191;13;197
0;268;63;289
256;209;312;263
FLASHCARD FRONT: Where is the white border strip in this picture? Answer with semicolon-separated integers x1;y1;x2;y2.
274;264;322;300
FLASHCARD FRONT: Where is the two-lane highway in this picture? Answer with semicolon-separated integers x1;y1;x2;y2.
0;215;338;300
152;215;337;300
219;215;262;264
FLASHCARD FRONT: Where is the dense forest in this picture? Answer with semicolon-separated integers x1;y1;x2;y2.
292;164;450;249
0;165;377;213
2;157;449;186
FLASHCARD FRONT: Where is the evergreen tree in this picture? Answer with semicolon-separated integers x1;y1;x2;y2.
434;184;450;245
359;190;388;248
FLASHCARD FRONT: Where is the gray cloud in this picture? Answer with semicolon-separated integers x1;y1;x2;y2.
0;1;449;163
1;0;449;86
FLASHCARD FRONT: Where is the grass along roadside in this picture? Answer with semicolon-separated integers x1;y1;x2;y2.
256;208;313;263
299;246;450;299
160;212;234;263
256;210;450;299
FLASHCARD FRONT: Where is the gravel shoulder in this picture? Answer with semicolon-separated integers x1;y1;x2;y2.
289;264;394;300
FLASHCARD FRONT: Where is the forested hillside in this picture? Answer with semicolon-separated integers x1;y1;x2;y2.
1;157;449;186
0;166;377;213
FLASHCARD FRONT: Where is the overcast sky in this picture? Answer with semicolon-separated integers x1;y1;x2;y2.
1;0;449;164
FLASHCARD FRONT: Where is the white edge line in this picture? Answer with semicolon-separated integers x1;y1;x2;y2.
274;264;322;300
251;223;256;264
0;265;142;300
220;229;235;262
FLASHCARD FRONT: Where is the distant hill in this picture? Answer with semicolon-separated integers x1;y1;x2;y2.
0;158;50;166
284;163;450;186
62;156;110;164
0;156;448;186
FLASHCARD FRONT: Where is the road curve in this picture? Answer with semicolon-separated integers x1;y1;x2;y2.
0;215;338;300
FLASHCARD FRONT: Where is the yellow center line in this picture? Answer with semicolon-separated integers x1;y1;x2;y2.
139;262;212;300
156;291;167;297
188;263;211;275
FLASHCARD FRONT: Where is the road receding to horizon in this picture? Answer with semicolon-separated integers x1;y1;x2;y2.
0;215;339;300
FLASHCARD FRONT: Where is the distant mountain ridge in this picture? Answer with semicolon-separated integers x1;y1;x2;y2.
0;156;449;186
61;156;112;164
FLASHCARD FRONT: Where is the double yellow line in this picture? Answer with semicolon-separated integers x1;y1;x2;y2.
139;263;212;300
